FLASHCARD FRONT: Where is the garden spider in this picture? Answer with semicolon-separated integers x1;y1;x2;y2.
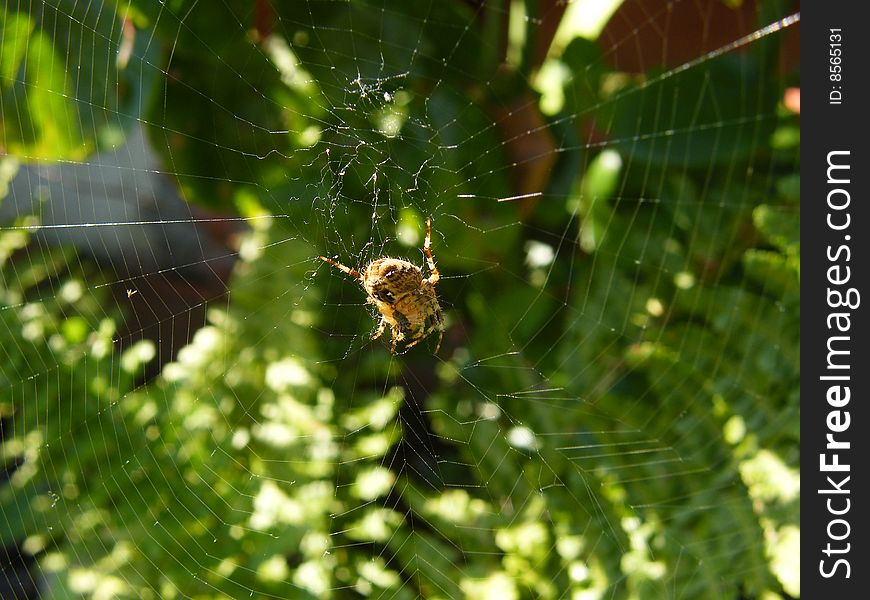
319;217;444;353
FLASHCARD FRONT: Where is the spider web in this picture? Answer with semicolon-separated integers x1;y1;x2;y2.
1;1;800;599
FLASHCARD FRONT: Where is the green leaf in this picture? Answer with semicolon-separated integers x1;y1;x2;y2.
599;55;779;167
0;12;33;86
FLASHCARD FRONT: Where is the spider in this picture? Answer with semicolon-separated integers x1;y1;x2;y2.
319;217;444;353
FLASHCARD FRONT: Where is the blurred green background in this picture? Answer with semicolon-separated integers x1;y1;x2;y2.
1;0;799;598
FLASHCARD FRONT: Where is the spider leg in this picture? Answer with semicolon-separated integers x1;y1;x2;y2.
423;216;440;285
387;323;407;354
372;316;387;340
319;255;362;280
404;329;442;353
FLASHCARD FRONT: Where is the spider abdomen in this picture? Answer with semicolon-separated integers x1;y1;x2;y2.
363;258;423;303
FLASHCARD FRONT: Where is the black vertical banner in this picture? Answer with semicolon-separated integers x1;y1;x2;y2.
803;2;869;596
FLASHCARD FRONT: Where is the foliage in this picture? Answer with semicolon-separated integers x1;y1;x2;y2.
2;1;799;599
